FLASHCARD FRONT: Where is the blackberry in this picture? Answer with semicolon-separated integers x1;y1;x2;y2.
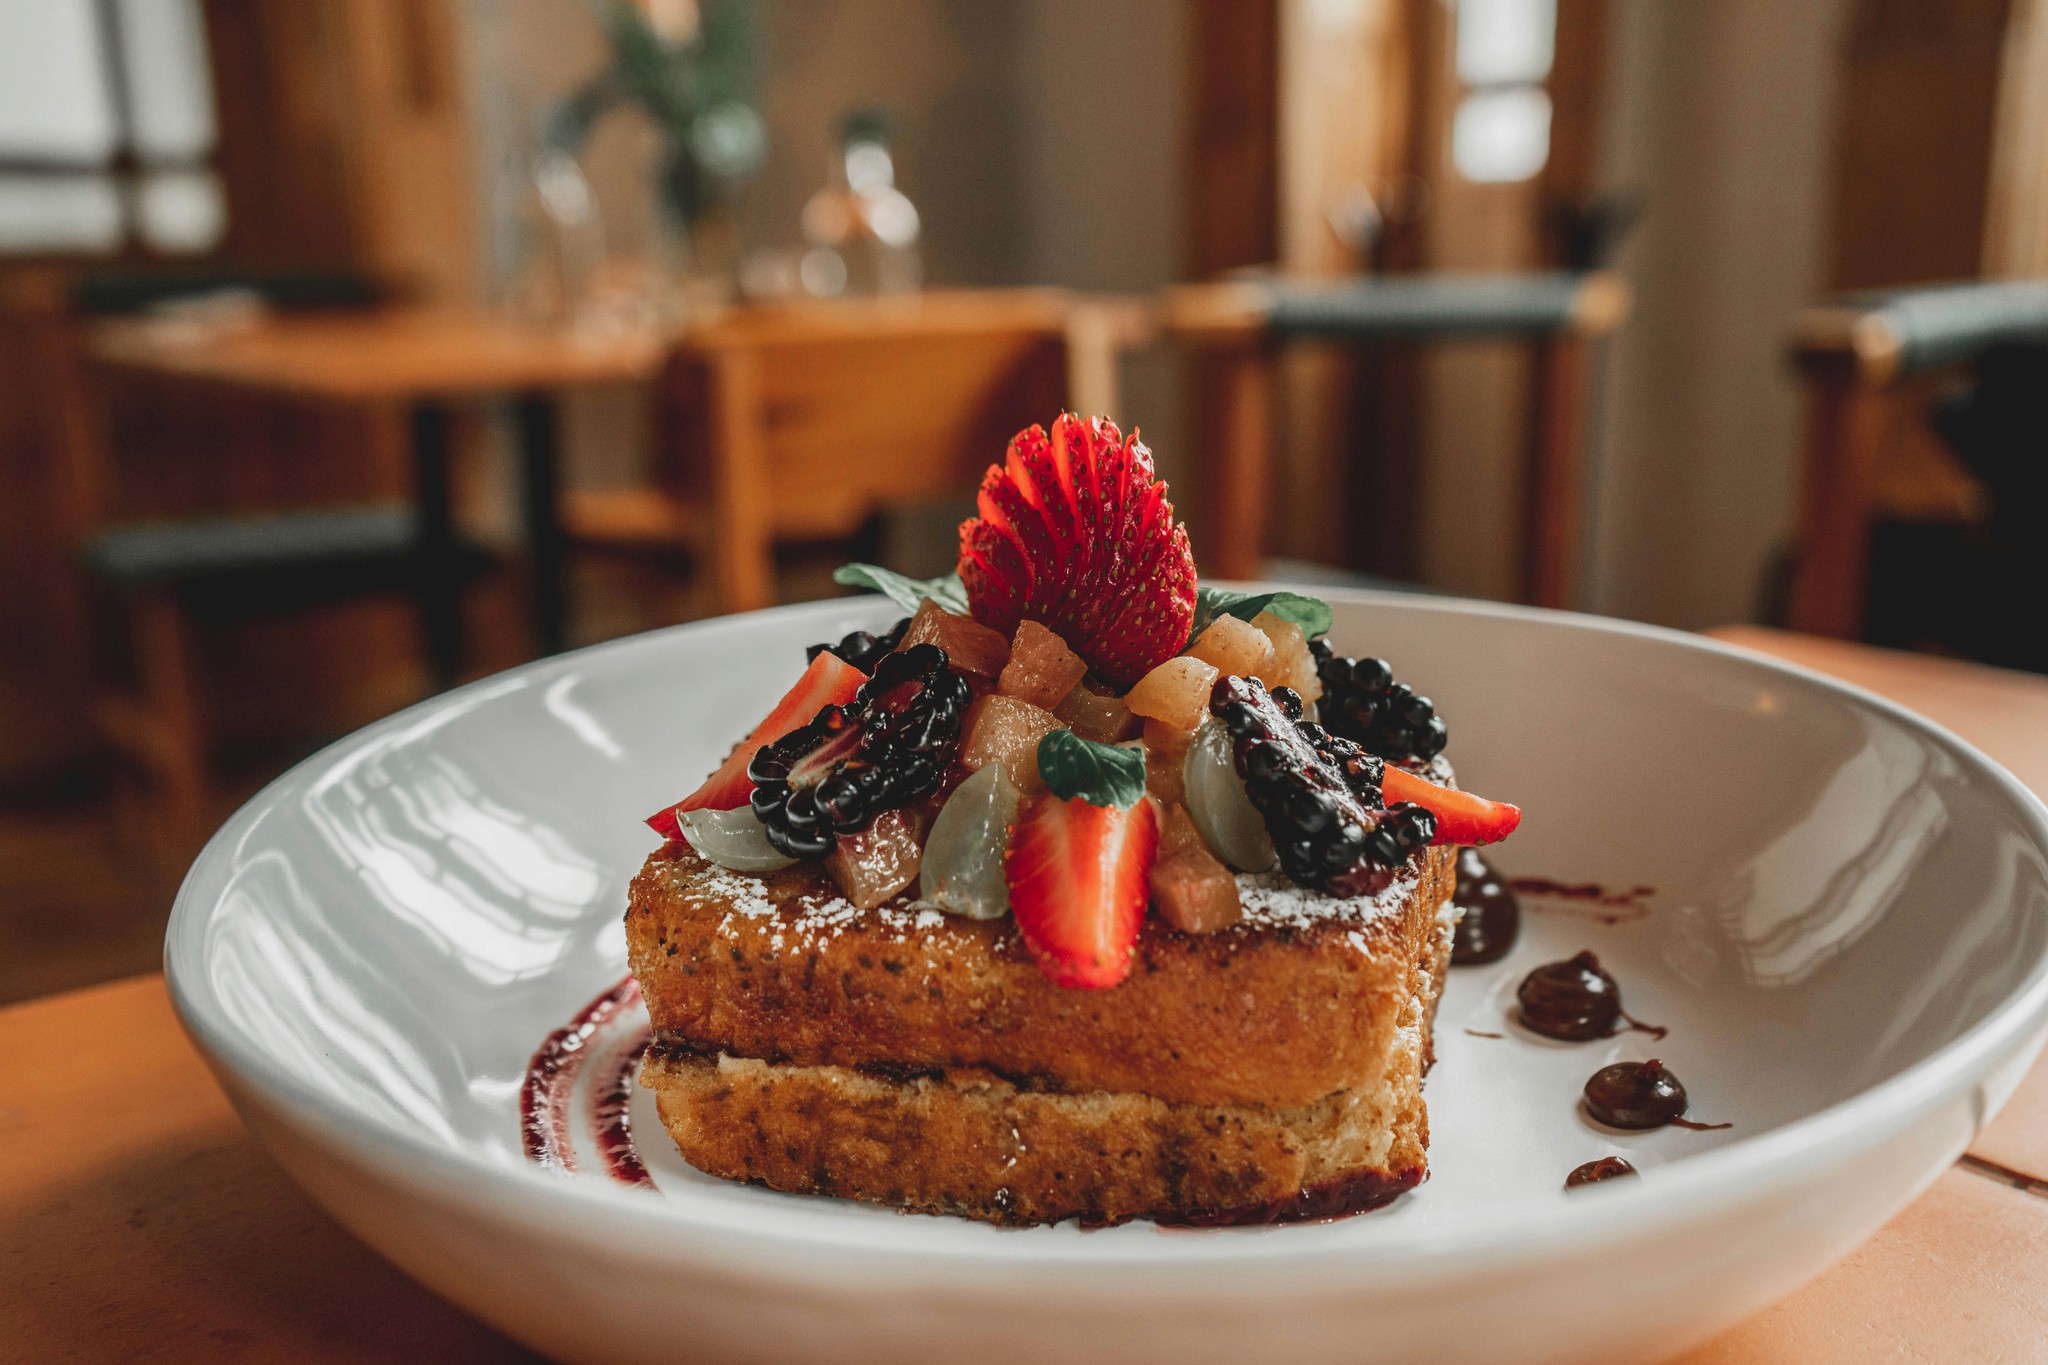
749;642;971;858
1209;676;1437;896
1308;637;1448;762
807;616;910;674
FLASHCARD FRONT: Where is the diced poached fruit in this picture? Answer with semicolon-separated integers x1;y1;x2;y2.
1149;805;1243;935
823;806;925;910
1181;716;1278;872
916;762;1022;919
647;650;868;836
1054;682;1141;743
900;598;1011;679
997;619;1088;711
1187;615;1275;683
1142;718;1193;805
1251;611;1323;703
1155;800;1206;860
1123;655;1219;733
960;693;1064;790
676;805;795;872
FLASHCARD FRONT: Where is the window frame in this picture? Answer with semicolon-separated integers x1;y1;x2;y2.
0;0;226;262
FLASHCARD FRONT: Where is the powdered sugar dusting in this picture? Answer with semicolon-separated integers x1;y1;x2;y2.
694;864;781;920
682;850;1421;943
686;859;970;946
1233;866;1419;930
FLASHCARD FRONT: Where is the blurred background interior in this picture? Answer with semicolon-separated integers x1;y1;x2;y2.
4;0;2047;1003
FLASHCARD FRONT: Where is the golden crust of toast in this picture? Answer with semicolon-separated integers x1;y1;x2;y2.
643;1044;1428;1227
627;841;1454;1110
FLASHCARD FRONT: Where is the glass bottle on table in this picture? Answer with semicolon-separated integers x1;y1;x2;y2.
799;107;921;297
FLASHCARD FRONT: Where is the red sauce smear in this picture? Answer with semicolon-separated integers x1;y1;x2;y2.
521;976;654;1187
1507;877;1657;925
595;1036;653;1185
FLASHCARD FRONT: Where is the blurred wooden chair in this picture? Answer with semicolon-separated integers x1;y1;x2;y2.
21;270;484;864
1788;281;2048;641
1161;271;1631;605
567;289;1122;613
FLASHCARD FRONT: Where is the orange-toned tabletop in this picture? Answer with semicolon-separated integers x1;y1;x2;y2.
5;627;2047;1362
86;305;665;403
83;305;669;661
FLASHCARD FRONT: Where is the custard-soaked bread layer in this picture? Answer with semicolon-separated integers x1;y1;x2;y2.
627;841;1456;1111
641;934;1435;1228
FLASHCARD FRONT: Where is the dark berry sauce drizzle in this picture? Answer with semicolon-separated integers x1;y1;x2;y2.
1516;951;1668;1041
1565;1156;1637;1188
1507;876;1656;925
521;976;655;1188
1450;849;1520;965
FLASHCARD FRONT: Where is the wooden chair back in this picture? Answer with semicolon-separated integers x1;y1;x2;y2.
1160;272;1630;599
656;290;1078;612
1787;281;2048;639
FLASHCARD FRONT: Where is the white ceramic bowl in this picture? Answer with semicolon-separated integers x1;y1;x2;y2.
167;592;2048;1365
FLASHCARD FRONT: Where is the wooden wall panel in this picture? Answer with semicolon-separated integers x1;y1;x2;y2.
0;309;93;789
1186;0;1280;276
1543;0;1614;265
1828;0;2011;289
202;0;476;298
1985;0;2048;276
202;2;364;271
1275;0;1424;572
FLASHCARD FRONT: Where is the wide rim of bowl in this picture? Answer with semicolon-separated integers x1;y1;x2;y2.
166;590;2048;1290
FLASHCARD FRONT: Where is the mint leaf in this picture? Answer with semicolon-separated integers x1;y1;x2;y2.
1244;592;1333;638
1036;730;1147;809
833;563;969;616
1189;586;1332;642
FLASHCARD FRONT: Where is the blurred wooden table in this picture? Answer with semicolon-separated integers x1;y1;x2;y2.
5;627;2048;1361
88;306;668;661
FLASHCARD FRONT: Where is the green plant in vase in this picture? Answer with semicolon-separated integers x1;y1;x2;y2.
544;0;767;299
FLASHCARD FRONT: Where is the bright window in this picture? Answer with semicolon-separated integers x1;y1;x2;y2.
1451;0;1556;184
0;0;224;254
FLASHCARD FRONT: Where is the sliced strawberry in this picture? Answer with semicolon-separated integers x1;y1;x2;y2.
1382;766;1521;846
645;651;868;837
1004;791;1160;989
958;414;1197;689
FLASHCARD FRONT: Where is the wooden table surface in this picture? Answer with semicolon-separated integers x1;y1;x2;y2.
86;305;667;403
80;291;1086;404
6;626;2048;1362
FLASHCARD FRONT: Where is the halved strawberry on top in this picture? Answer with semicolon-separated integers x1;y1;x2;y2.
646;650;867;840
1004;790;1160;989
1381;765;1521;846
958;414;1197;690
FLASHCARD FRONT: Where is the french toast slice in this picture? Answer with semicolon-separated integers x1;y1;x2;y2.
628;841;1454;1109
628;840;1457;1224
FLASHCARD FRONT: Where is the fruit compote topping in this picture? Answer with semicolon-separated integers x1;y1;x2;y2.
645;412;1523;989
1310;637;1448;763
747;642;972;859
808;619;909;674
1210;675;1436;898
